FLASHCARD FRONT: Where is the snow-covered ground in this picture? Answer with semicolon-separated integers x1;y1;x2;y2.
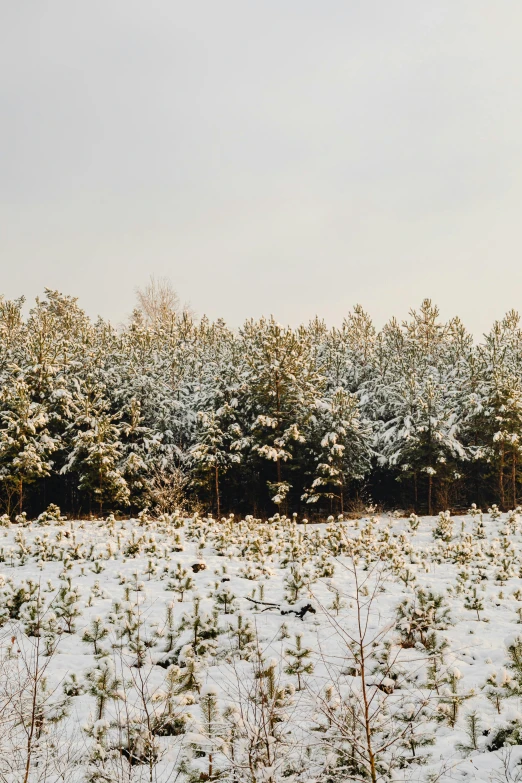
2;508;522;782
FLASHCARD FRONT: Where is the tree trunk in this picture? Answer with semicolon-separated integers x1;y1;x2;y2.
428;473;432;516
275;371;283;491
358;616;377;783
499;444;505;510
215;465;221;519
99;465;103;516
512;452;517;509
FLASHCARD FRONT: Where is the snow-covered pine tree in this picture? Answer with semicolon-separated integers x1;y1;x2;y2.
181;686;225;782
461;312;522;509
369;301;469;513
238;316;324;510
0;376;58;515
85;657;122;721
62;379;129;514
314;305;376;395
189;407;240;518
177;596;219;660
302;387;372;512
284;633;314;690
82;616;110;657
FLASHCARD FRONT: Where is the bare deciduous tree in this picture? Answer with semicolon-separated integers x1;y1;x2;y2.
144;464;191;516
0;613;77;783
135;277;191;329
312;555;439;783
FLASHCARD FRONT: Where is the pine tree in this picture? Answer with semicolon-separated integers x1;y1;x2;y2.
456;711;482;755
395;701;435;764
120;396;153;508
19;592;47;637
396;588;452;648
252;650;295;743
284;633;314;690
182;686;225;782
213;583;239;615
464;312;522;509
54;582;82;634
172;647;203;694
151;664;191;737
239;317;324;510
62;380;129;514
463;586;484;621
177;596;218;659
82;616;110;657
167;563;194;601
85;657;122;721
370;301;470;514
436;667;472;727
0;376;58;515
227;614;256;660
162;601;177;653
189;406;241;518
505;633;522;689
482;668;516;713
302;387;372;512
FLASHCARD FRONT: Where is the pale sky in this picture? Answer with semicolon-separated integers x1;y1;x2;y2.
1;1;522;336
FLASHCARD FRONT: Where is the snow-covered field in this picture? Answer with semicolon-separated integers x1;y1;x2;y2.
2;508;522;783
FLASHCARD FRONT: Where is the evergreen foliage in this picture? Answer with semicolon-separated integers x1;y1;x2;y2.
3;290;522;515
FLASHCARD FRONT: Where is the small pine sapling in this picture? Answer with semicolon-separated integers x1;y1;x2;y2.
213;584;239;615
228;614;256;660
463;586;484;621
182;686;225;782
284;633;314;690
144;558;157;580
395;701;435;765
162;601;177;652
82;616;110;657
178;596;219;659
396;588;452;648
55;583;82;633
505;634;522;690
151;665;191;737
85;657;122;720
328;588;346;616
283;564;311;603
436;667;473;727
433;510;453;542
482;668;516;713
398;565;417;589
174;647;203;694
456;711;482;755
19;593;47;637
167;563;194;601
424;631;450;694
43;611;62;656
63;672;86;697
278;622;291;641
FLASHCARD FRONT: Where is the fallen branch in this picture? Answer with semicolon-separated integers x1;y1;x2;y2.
244;596;316;620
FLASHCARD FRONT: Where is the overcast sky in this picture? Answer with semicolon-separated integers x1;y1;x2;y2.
1;1;522;336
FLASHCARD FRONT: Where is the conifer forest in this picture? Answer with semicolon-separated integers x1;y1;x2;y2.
1;288;522;520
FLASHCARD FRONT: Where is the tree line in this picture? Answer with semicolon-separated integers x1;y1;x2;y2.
1;284;522;518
